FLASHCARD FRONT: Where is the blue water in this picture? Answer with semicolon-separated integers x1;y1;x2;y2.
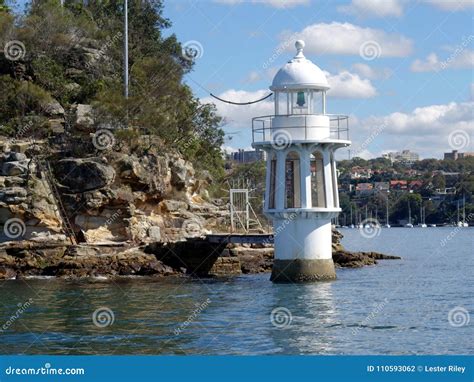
0;228;472;355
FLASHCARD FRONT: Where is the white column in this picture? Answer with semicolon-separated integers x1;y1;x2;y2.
322;147;334;208
275;150;286;210
331;152;340;208
299;147;311;208
322;91;326;114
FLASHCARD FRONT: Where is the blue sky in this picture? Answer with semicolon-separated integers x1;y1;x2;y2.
163;0;473;159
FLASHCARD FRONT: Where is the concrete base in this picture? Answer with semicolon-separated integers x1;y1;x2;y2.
270;259;336;283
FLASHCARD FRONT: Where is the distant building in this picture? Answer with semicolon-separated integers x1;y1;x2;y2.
230;149;266;163
383;150;419;164
374;182;389;192
444;150;474;160
355;182;374;195
408;180;423;190
390;180;408;190
350;166;372;179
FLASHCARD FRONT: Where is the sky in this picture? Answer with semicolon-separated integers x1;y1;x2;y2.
161;0;473;159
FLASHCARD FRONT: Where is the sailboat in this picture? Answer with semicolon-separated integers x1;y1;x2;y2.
384;195;391;228
405;201;414;228
417;202;427;228
457;196;469;227
349;204;355;228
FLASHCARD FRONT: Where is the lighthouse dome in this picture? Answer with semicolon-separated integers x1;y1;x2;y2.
270;40;330;91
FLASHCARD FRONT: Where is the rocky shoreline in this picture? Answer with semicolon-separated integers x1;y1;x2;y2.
0;140;400;281
0;230;401;280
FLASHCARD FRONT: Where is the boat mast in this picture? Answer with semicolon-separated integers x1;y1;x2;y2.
408;201;411;225
463;195;466;222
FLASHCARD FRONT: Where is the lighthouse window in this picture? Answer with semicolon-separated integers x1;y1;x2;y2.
285;151;301;208
291;91;308;115
310;151;326;208
269;157;276;209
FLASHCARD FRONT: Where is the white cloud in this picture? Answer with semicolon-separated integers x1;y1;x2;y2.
202;89;274;129
242;71;262;84
353;101;474;158
470;83;474;101
283;22;413;57
214;0;309;8
411;50;474;72
424;0;474;11
338;0;404;18
351;63;393;79
326;71;377;98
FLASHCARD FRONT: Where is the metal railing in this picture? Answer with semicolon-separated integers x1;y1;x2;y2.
252;114;349;143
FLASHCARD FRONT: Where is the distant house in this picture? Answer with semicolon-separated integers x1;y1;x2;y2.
390;180;407;190
356;182;374;195
434;187;456;195
408;180;423;190
374;182;389;192
350;166;372;179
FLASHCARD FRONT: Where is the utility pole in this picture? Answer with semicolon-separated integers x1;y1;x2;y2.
124;0;129;99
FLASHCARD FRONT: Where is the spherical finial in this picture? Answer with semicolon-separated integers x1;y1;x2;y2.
295;40;305;58
295;40;305;51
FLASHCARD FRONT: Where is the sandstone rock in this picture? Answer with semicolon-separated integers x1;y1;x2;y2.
159;199;188;213
9;142;29;153
76;104;93;127
147;226;161;241
170;158;193;190
43;100;65;116
3;152;27;162
1;161;28;176
0;267;16;279
56;158;115;192
5;176;26;187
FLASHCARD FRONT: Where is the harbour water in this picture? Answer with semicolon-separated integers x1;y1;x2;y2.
0;228;472;355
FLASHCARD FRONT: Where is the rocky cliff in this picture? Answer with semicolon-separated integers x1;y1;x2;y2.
0;138;228;245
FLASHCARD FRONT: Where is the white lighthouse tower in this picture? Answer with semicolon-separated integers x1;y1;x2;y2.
252;40;351;282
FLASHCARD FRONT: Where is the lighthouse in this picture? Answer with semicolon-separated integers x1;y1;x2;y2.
252;40;350;282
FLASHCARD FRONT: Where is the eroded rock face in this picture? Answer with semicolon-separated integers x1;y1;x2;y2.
55;158;115;192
